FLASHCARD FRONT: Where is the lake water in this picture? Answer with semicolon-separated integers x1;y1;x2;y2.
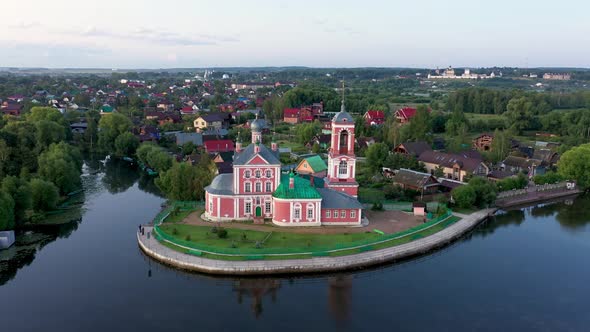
1;159;589;332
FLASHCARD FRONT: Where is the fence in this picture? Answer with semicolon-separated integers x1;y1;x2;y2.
151;206;456;258
497;181;570;200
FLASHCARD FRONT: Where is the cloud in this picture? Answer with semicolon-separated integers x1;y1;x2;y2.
8;21;40;29
311;18;362;36
75;26;236;46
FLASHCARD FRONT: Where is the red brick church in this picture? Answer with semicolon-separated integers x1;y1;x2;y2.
204;100;362;226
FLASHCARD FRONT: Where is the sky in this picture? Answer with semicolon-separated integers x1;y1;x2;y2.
1;0;588;69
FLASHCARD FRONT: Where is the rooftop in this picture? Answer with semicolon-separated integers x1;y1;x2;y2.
273;174;322;200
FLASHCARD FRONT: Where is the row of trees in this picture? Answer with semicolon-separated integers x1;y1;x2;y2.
0;107;84;230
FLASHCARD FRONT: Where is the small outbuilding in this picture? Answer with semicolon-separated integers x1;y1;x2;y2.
412;202;427;216
0;230;15;249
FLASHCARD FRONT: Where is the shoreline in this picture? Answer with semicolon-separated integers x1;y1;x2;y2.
137;208;495;275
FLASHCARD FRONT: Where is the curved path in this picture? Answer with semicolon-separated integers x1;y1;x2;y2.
137;209;496;275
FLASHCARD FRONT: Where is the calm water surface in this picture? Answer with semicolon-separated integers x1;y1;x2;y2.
1;159;589;332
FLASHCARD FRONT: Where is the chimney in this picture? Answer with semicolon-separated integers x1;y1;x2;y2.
289;173;295;189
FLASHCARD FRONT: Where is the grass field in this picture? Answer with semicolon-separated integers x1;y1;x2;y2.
156;215;461;260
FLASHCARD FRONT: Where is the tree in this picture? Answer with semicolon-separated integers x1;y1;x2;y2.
407;105;431;141
558;143;590;189
1;176;31;223
35;120;67;150
180;142;196;156
452;185;476;209
37;142;82;194
446;107;469;137
505;97;534;135
0;189;15;231
26;107;66;125
156;156;215;201
98;113;133;153
366;142;390;172
29;178;59;212
114;132;140;157
311;142;320;154
467;177;498;207
489;129;511;162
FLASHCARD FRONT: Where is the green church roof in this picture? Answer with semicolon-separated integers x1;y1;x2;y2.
272;173;322;200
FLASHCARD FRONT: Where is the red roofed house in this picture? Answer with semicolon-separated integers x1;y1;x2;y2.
180;106;196;115
283;108;300;124
204;140;235;153
363;110;385;126
394;107;430;124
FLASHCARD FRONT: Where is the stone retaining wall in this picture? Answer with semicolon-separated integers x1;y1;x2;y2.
137;209;495;275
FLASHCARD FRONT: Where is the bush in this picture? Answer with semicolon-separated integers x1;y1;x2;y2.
185;234;191;241
371;202;384;211
241;233;247;241
452;185;476;209
230;240;237;248
217;228;228;239
172;228;178;235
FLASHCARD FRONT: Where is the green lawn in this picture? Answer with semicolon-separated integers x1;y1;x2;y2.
156;215;462;260
162;209;198;223
158;223;381;253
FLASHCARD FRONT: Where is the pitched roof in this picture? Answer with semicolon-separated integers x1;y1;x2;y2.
396;107;417;118
364;110;385;119
396;141;432;157
333;111;354;123
204;140;234;152
273;174;322;199
300;155;327;172
205;174;233;195
392;169;439;188
200;113;226;122
418;150;484;172
284;108;299;117
176;133;203;146
317;188;362;209
503;155;541;169
233;143;280;165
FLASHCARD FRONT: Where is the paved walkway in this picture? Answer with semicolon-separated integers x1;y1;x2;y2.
138;208;496;275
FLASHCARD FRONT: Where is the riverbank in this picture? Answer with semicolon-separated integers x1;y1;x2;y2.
496;187;581;208
137;208;495;275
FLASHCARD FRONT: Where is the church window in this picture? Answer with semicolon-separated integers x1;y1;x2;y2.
255;182;261;192
245;182;251;193
265;201;271;214
339;130;348;152
339;160;348;175
255;170;261;178
265;182;272;192
341;210;346;218
245;170;251;178
334;210;339;218
265;170;272;178
326;210;331;218
245;202;252;214
351;210;356;219
294;204;301;219
307;204;314;219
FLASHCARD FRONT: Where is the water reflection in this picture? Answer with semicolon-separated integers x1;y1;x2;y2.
328;276;352;322
0;222;80;286
233;279;281;318
0;157;154;286
102;158;140;194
